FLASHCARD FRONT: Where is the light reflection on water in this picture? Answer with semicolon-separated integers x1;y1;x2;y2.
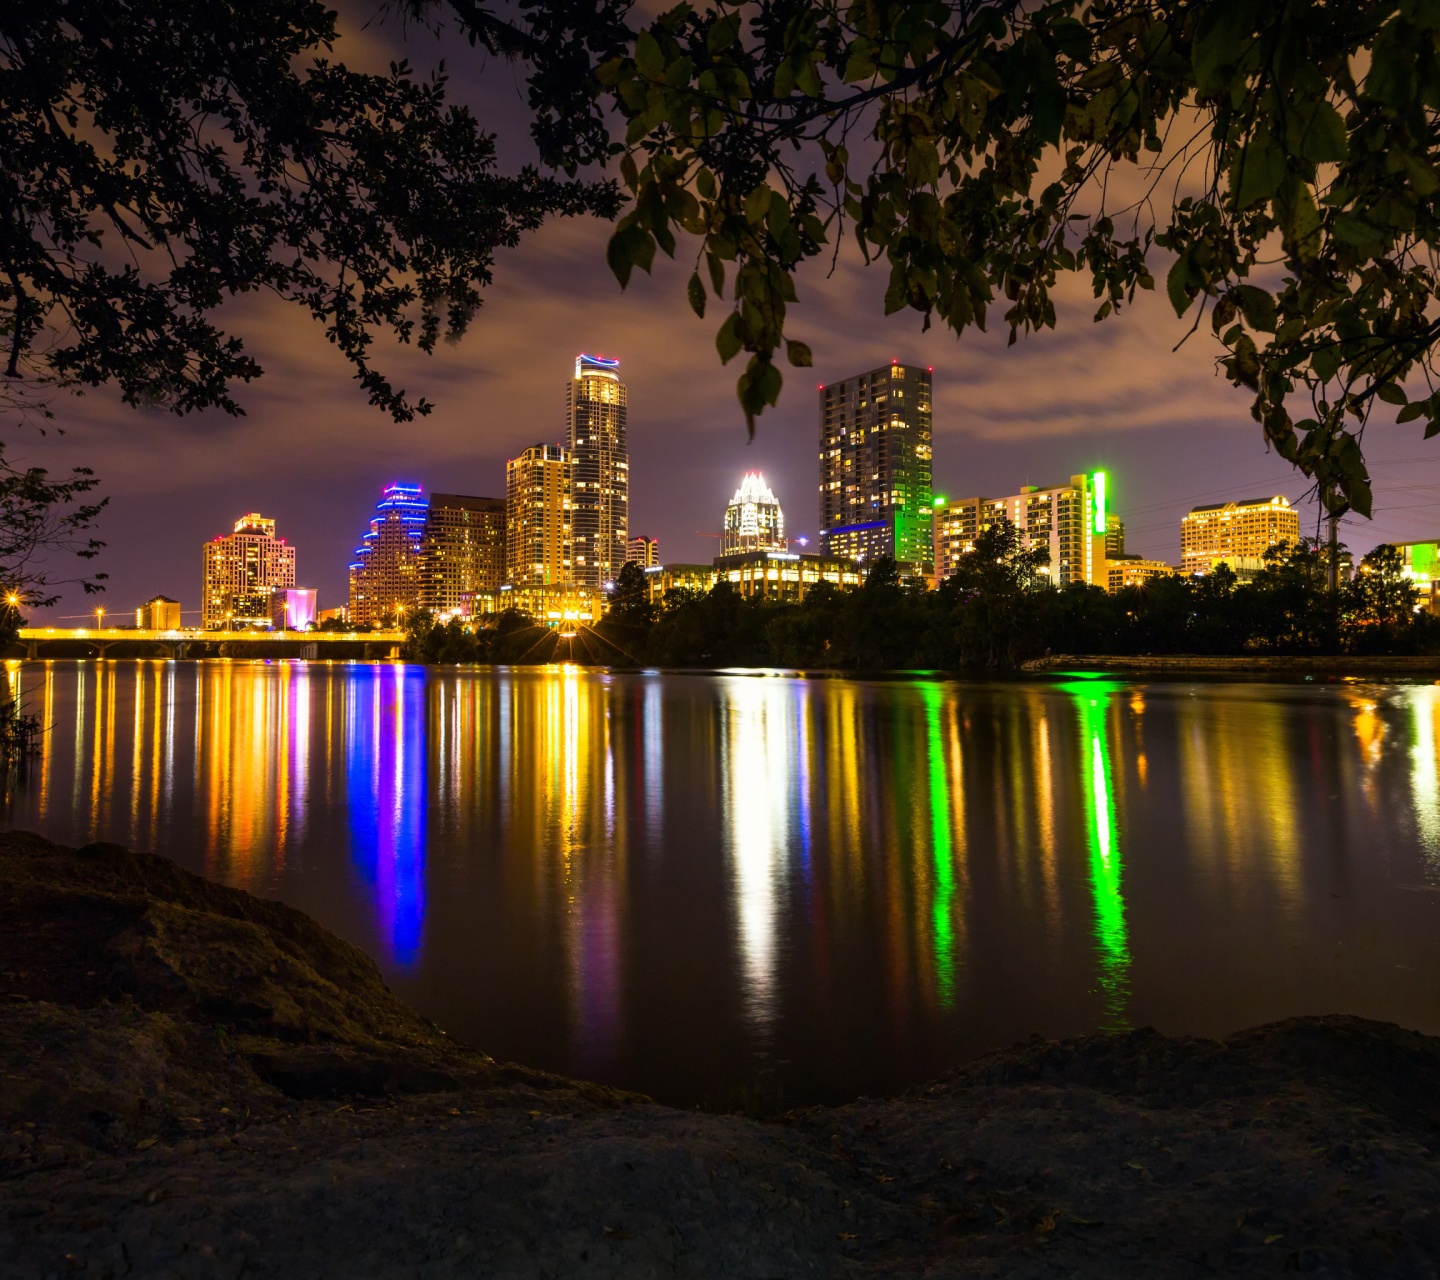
5;659;1440;1106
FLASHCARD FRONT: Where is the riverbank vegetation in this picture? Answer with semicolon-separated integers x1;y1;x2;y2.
400;519;1440;670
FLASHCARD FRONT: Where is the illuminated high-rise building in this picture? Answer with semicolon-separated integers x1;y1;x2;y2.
1181;496;1299;575
567;354;628;588
202;513;296;629
421;493;506;615
932;474;1109;587
625;535;659;567
136;596;182;630
506;444;573;587
819;361;933;572
722;471;786;555
348;483;428;627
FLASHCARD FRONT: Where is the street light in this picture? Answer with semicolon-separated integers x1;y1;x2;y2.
94;606;105;629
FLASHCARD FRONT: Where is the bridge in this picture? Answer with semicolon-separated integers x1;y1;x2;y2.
16;627;407;661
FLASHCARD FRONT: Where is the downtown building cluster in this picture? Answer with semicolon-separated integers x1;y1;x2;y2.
193;355;1358;634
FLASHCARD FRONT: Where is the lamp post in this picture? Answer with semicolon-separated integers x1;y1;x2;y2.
94;605;105;630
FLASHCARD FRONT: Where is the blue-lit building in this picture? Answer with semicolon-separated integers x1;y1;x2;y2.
348;482;428;627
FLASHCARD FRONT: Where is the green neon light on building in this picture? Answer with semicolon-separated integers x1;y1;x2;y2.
1062;680;1130;1028
1092;471;1107;535
922;684;957;1007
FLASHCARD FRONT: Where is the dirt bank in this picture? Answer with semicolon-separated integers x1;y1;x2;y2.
3;833;1438;1278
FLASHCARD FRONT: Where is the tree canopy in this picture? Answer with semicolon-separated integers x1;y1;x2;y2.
428;0;1440;521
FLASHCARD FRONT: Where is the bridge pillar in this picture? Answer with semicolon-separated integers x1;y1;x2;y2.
24;641;37;661
91;641;112;660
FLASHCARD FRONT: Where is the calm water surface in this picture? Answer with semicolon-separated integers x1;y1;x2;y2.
4;659;1439;1105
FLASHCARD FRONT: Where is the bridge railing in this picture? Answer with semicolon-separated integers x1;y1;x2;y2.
19;628;407;643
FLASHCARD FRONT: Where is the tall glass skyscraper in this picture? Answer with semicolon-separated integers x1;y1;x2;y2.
722;471;787;555
348;482;428;627
818;362;933;571
567;354;628;588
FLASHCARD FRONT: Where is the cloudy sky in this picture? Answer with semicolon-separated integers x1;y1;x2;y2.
20;7;1440;624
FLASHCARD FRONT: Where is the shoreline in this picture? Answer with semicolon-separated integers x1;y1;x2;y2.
3;832;1440;1276
1021;653;1440;676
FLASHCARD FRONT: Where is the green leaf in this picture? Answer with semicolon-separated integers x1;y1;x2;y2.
1192;0;1251;94
706;12;741;54
1275;178;1322;263
1231;133;1287;209
744;184;772;227
706;250;725;296
1292;100;1349;164
635;31;664;79
1236;285;1277;333
785;339;812;367
605;224;655;288
1312;344;1342;383
1231;333;1260;389
1376;382;1408;405
695;168;716;200
1166;255;1193;317
716;313;742;363
687;271;706;318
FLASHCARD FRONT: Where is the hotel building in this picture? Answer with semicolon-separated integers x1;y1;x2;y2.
422;493;506;616
1181;496;1299;575
348;483;428;627
713;550;863;602
933;474;1109;587
202;513;296;629
626;535;660;567
818;361;933;574
722;472;787;555
506;444;573;587
136;596;182;630
567;354;628;588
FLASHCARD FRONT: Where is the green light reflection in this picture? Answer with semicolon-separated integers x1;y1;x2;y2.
922;683;957;1007
1061;680;1131;1028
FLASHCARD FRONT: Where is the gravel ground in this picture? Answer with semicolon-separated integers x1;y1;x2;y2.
3;834;1439;1279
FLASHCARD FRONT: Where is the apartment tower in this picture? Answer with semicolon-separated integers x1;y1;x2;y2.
567;354;628;588
421;493;506;615
1181;496;1300;575
819;362;933;572
202;513;296;629
506;444;573;587
348;483;428;627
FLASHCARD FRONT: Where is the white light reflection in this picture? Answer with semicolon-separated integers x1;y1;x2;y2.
721;676;796;1033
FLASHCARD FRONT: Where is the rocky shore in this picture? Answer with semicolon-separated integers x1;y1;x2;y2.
3;832;1439;1279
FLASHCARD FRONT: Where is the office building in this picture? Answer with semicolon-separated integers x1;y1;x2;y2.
818;361;933;573
1181;496;1299;575
934;475;1109;587
135;596;181;630
422;493;506;616
1392;540;1439;610
642;562;716;606
1108;559;1172;591
202;513;296;629
626;535;660;567
348;483;428;627
270;587;318;630
722;472;786;555
567;354;628;588
933;496;1008;580
506;444;573;587
713;550;863;602
497;581;603;626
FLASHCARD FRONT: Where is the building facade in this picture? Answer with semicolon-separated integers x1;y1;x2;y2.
422;493;505;616
1181;496;1299;575
136;596;182;630
348;483;428;627
202;513;296;629
722;471;786;555
626;535;660;567
567;354;628;588
642;562;716;605
270;587;318;630
497;581;604;626
1107;558;1172;591
818;361;933;572
713;550;862;602
933;496;1008;580
506;444;573;587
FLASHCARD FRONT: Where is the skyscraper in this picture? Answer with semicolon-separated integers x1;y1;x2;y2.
421;493;506;615
506;444;573;587
567;354;628;588
819;361;933;571
625;535;659;567
348;483;428;627
722;471;787;555
202;513;296;629
1181;496;1299;575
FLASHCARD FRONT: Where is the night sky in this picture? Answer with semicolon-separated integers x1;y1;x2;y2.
20;8;1440;625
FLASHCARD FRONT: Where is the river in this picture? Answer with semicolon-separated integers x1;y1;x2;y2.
4;659;1438;1106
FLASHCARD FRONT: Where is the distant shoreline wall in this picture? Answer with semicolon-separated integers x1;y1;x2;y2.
1022;653;1440;675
